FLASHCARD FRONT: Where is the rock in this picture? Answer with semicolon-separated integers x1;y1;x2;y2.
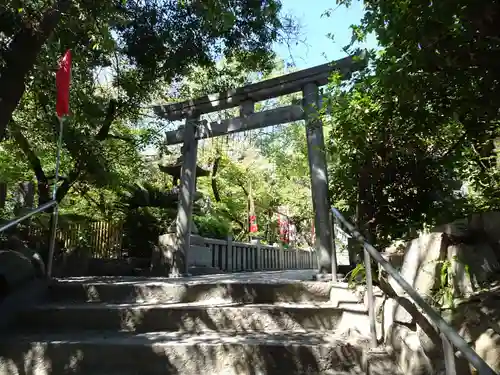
475;328;500;373
383;228;500;323
470;211;500;243
414;293;500;374
386;323;434;375
151;233;186;276
17;247;45;278
379;212;500;374
383;297;413;326
378;252;405;281
456;298;500;373
433;218;470;238
0;250;36;295
3;235;46;277
388;232;447;305
448;242;500;298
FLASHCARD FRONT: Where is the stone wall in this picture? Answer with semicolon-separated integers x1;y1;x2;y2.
376;211;500;374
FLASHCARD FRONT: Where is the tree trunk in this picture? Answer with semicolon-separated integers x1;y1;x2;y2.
10;125;51;204
19;181;35;208
0;183;7;209
357;161;376;244
0;0;71;140
211;155;221;202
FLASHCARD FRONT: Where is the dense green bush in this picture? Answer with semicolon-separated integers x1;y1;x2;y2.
193;215;231;240
121;207;175;258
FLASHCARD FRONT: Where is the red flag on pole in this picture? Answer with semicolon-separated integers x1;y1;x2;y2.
56;50;72;118
249;215;258;233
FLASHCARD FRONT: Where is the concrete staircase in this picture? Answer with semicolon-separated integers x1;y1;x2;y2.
0;275;402;375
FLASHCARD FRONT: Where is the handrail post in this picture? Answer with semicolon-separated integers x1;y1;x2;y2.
46;207;59;278
46;117;64;279
363;243;377;348
441;332;457;375
331;213;338;282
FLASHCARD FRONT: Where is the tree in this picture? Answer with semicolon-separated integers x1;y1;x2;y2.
320;0;500;245
324;71;467;246
337;0;500;209
0;0;295;220
0;0;71;140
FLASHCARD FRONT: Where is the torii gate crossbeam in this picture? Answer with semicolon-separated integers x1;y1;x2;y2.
152;51;367;280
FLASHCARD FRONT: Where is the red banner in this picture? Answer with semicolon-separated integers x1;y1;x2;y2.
278;216;290;244
249;215;258;233
56;50;72;118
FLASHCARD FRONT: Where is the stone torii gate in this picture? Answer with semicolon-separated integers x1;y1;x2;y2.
153;52;367;279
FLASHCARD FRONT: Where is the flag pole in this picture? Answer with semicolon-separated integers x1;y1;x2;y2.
47;49;71;279
46;116;64;278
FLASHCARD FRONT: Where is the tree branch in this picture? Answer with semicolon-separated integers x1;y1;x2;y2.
0;0;71;141
211;156;221;202
441;132;467;160
10;125;47;184
236;180;249;196
107;134;135;142
10;123;51;203
76;186;107;215
55;99;118;202
96;99;118;140
56;167;82;202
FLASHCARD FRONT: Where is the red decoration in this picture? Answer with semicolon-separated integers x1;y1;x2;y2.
56;50;72;118
278;215;290;244
249;215;258;233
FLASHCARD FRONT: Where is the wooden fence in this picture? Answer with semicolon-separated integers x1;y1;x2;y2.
8;220;350;271
21;221;346;269
20;221;319;270
25;221;124;259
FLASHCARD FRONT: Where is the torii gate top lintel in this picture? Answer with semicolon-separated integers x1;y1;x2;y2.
154;51;367;125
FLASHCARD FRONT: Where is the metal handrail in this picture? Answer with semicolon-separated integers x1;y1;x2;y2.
0;200;57;233
0;199;59;279
331;207;497;375
0;116;64;279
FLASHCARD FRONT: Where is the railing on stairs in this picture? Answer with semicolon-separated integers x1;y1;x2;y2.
0;117;64;279
331;207;497;375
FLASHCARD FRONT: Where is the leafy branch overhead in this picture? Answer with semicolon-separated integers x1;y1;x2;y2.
2;0;500;254
0;0;293;218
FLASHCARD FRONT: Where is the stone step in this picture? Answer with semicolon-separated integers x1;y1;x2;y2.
0;331;402;375
14;302;354;334
48;277;331;304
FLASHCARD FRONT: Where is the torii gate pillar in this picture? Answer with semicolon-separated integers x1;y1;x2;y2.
172;117;199;277
303;82;337;281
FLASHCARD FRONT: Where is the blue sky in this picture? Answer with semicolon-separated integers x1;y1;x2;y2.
274;0;378;69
